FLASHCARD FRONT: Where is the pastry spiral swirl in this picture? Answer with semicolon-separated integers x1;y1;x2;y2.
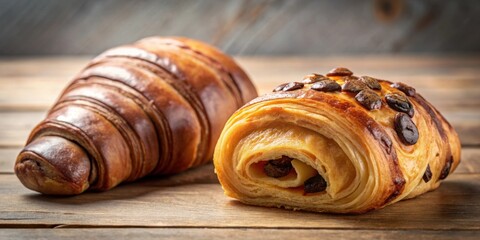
214;68;460;213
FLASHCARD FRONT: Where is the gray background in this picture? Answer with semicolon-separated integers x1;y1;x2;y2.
1;0;479;56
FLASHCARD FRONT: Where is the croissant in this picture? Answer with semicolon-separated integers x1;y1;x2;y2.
213;67;461;213
14;36;257;195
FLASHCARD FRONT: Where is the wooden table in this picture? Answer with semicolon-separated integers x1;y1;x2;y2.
0;56;479;239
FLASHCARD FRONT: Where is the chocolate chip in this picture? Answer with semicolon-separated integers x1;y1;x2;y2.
385;93;414;117
355;89;382;110
304;174;327;193
283;82;304;91
391;82;416;96
273;82;304;92
326;67;353;77
359;76;382;90
342;78;367;93
270;156;293;166
423;164;432;183
273;83;289;92
394;113;419;145
302;74;328;84
407;108;414;118
264;156;293;178
311;79;341;92
369;125;393;154
439;156;453;180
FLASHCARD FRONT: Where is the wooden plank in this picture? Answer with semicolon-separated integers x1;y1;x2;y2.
0;111;45;146
0;109;478;147
1;56;479;77
0;229;478;240
0;76;69;110
0;173;479;229
1;56;479;110
0;147;19;173
2;147;479;175
444;112;480;146
0;57;89;77
459;148;480;173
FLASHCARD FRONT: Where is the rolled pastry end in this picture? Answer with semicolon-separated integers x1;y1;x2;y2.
215;68;461;213
249;156;326;195
14;136;91;195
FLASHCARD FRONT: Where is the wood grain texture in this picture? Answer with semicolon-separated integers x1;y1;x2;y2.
1;147;479;174
1;56;479;110
0;111;44;146
1;229;479;240
0;147;20;173
0;56;478;238
1;0;479;55
0;173;479;229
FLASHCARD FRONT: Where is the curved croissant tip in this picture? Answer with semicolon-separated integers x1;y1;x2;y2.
15;136;91;195
15;158;89;195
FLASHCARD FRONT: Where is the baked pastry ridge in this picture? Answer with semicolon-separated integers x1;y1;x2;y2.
14;37;258;195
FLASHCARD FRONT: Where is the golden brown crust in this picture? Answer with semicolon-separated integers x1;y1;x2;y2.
15;136;91;195
214;68;461;213
165;37;258;103
14;36;257;195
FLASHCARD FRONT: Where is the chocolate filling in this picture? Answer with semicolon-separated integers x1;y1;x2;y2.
304;174;327;194
423;164;432;183
439;156;453;180
263;155;293;178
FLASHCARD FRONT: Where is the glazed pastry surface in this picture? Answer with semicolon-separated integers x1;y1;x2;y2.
15;36;257;195
214;68;460;213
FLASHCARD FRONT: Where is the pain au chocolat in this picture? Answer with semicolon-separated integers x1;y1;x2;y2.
14;37;258;195
213;68;460;213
